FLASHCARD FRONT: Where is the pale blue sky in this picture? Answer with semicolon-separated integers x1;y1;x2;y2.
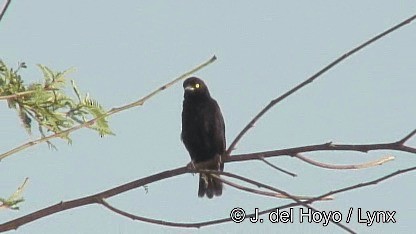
1;1;416;233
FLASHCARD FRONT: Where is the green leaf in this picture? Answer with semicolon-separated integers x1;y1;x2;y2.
1;61;112;148
0;178;29;210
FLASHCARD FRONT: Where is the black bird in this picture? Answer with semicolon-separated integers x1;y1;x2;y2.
181;77;225;198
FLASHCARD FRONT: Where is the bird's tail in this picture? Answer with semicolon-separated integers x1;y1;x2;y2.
198;173;222;198
198;162;223;198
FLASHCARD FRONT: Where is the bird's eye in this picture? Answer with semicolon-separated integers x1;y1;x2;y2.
195;83;200;88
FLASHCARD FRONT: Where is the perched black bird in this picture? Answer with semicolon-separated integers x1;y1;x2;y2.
181;77;225;198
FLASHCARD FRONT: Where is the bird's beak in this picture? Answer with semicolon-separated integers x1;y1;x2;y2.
184;85;195;91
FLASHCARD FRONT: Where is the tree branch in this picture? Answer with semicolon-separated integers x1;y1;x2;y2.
230;135;416;163
0;89;57;100
397;128;416;144
211;173;332;201
1;129;415;232
225;14;416;157
98;172;332;228
0;55;217;161
230;166;416;233
283;166;416;208
210;171;354;232
292;153;394;170
99;166;416;231
0;0;11;22
100;199;199;228
0;167;188;232
258;156;297;177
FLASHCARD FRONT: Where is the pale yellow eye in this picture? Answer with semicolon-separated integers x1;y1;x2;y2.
195;83;200;88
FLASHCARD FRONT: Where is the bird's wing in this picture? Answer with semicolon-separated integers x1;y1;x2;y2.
208;99;226;154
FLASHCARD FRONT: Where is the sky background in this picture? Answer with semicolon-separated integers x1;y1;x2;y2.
1;1;416;233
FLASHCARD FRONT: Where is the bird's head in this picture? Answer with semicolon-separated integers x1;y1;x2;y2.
183;77;210;98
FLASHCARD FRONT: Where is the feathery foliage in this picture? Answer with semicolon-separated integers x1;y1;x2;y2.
0;178;28;211
0;60;113;147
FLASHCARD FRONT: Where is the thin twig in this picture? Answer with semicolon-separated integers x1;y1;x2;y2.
0;0;11;22
211;173;332;201
293;153;394;170
0;56;217;161
216;175;286;198
100;199;199;228
0;90;45;100
397;128;416;144
258;156;297;177
225;14;416;157
283;166;416;209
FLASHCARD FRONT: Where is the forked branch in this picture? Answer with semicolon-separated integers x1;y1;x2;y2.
225;14;416;157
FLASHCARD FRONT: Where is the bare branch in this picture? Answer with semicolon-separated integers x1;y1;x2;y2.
0;56;217;161
101;170;348;232
225;14;416;157
0;167;188;232
197;166;416;230
229;140;416;163
114;166;416;231
101;198;228;228
293;153;394;170
1;128;414;232
258;156;297;177
98;173;330;229
1;127;415;231
209;171;353;232
217;175;285;198
302;166;416;204
100;199;201;228
242;167;416;232
397;128;416;144
0;0;11;22
212;173;332;201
